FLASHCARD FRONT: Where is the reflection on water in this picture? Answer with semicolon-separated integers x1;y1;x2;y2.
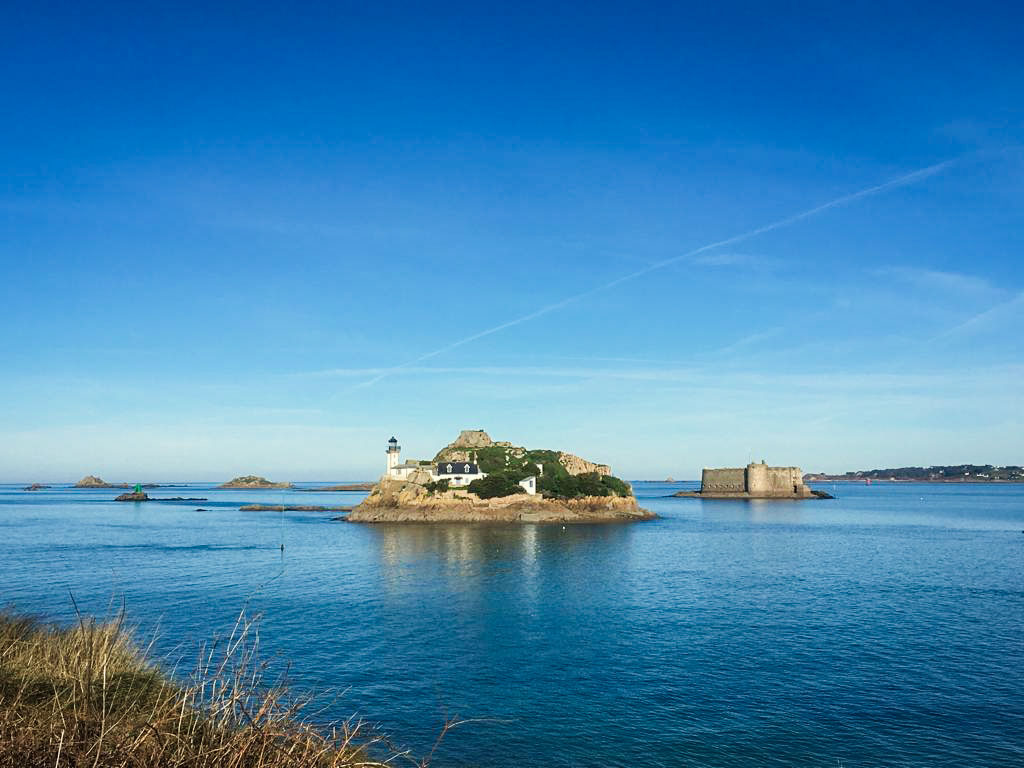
745;498;806;524
367;523;638;616
370;522;634;568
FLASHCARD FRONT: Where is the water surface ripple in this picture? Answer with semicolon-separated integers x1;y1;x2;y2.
1;482;1021;766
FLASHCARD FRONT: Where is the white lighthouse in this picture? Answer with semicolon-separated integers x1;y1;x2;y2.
386;436;401;474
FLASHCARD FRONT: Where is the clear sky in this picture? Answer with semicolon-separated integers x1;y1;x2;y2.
1;1;1022;481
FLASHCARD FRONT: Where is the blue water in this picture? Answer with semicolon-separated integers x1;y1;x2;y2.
1;481;1022;766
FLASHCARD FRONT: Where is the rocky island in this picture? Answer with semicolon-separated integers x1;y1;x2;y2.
675;461;833;500
347;430;653;524
218;475;293;489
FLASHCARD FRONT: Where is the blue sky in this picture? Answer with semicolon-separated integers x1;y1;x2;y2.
1;1;1022;481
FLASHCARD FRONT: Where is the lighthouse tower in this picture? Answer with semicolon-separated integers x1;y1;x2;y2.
385;436;401;476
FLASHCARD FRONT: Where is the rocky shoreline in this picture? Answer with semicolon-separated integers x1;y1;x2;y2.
347;479;654;524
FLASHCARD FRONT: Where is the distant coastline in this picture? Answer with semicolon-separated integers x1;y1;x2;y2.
805;464;1023;483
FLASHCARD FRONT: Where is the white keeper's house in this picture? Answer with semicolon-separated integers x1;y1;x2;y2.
384;436;537;495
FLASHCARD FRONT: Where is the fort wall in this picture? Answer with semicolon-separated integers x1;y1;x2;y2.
701;468;746;493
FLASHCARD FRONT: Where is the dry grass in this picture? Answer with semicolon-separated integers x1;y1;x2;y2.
0;606;400;768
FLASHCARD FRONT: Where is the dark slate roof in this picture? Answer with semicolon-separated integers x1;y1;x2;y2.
436;461;480;475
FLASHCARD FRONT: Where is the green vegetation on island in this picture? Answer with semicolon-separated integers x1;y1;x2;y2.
458;444;632;500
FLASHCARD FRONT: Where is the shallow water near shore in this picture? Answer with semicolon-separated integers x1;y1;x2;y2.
1;481;1022;766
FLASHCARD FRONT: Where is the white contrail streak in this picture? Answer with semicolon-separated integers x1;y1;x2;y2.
355;158;957;388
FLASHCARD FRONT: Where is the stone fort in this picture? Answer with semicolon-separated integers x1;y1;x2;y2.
701;461;812;498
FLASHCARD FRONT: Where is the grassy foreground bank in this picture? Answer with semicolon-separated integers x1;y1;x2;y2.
0;609;395;768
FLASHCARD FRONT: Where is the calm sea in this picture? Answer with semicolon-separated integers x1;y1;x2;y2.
1;481;1021;766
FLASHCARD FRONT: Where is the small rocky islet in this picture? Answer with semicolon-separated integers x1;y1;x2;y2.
218;475;293;489
348;429;654;524
114;489;208;502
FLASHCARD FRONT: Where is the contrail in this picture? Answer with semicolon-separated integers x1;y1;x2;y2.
355;158;957;388
932;290;1024;341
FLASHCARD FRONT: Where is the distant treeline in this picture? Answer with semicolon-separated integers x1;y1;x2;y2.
806;465;1023;482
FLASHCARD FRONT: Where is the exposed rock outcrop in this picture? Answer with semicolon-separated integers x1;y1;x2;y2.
558;452;611;477
432;429;494;462
24;484;50;491
218;475;293;489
